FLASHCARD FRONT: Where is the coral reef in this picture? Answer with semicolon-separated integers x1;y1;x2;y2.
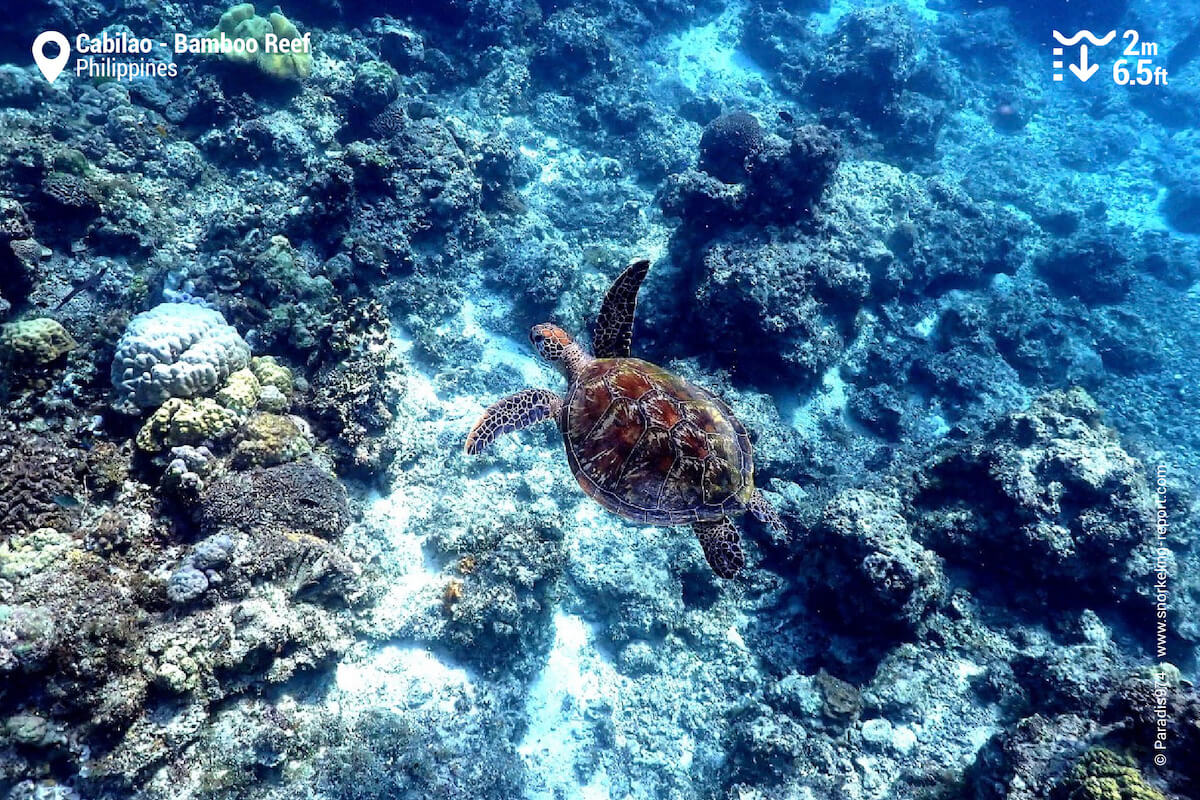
135;396;242;450
805;488;946;635
698;110;765;183
1053;748;1166;800
198;462;351;539
0;0;1194;796
232;412;313;467
911;388;1154;608
0;433;83;536
661;121;841;229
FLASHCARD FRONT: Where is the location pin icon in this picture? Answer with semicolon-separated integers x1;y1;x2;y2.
32;31;70;83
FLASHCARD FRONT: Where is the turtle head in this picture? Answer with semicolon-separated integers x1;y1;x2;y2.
531;324;588;377
530;324;572;361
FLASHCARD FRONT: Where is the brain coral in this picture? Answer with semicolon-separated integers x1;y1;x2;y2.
111;303;251;414
0;433;83;536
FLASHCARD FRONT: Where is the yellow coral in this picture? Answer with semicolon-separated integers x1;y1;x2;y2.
136;358;305;452
0;318;77;366
233;413;311;467
1060;748;1166;800
215;368;261;414
259;12;312;80
0;529;78;580
137;398;241;451
249;355;294;395
206;3;260;65
206;4;312;80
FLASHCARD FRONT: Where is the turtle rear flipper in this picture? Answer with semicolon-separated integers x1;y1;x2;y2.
465;389;563;455
593;258;651;359
694;517;745;578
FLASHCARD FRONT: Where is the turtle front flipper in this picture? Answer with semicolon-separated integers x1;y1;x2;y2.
693;517;746;578
593;258;651;358
749;489;788;537
464;389;563;455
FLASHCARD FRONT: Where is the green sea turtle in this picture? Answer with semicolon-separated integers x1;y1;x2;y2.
464;258;786;578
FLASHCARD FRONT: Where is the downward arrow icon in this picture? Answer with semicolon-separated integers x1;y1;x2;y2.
1069;44;1099;81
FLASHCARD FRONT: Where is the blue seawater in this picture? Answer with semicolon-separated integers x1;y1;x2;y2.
0;0;1197;798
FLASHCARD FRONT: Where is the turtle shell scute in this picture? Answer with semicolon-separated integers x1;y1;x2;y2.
562;358;753;524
